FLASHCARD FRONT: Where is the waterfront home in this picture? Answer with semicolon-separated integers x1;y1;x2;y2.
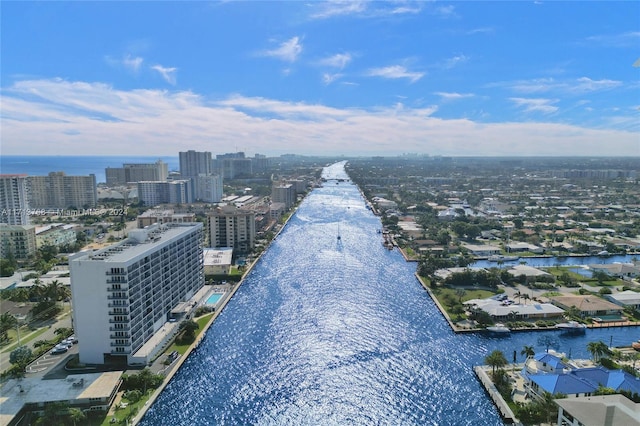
606;290;640;310
505;241;544;254
555;395;640;426
549;295;625;321
588;263;640;279
462;243;501;257
525;352;570;375
522;353;640;401
463;298;564;321
506;264;553;279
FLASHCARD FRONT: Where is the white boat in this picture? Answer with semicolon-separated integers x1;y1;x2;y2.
486;323;511;333
487;255;520;262
555;321;587;332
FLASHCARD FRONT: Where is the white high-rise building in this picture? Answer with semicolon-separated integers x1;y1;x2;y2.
0;174;30;225
194;174;223;203
106;160;169;186
137;180;193;206
179;150;212;178
29;172;97;209
207;206;255;254
69;223;204;365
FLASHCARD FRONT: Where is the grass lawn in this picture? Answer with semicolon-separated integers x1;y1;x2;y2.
164;313;214;356
99;392;153;426
432;287;496;317
0;327;49;353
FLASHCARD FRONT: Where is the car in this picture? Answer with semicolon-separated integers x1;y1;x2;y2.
51;346;68;355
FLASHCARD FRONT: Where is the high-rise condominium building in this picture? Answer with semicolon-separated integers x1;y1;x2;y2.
207;206;255;254
0;174;30;225
69;223;204;365
137;180;193;207
29;172;97;209
105;160;169;186
271;183;296;210
194;174;223;203
179;150;212;178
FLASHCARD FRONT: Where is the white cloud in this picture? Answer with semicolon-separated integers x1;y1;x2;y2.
309;0;423;19
442;54;468;69
570;77;622;93
322;73;343;85
151;65;177;85
435;92;474;101
105;54;144;73
123;55;144;72
2;78;637;157
318;53;352;69
260;37;303;63
365;65;424;83
310;0;367;19
496;77;622;94
585;31;640;48
510;97;559;114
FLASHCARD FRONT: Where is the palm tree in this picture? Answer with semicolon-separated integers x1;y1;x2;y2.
587;341;609;363
68;408;86;426
485;349;508;375
521;345;535;360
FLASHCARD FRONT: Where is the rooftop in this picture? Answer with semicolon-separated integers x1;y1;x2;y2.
555;395;640;426
0;372;122;425
71;223;201;264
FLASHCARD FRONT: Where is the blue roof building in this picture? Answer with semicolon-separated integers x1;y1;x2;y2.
523;353;640;400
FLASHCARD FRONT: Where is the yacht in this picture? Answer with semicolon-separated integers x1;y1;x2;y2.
486;323;511;334
487;255;519;262
555;321;587;332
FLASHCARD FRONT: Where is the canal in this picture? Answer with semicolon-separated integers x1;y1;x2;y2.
140;162;637;426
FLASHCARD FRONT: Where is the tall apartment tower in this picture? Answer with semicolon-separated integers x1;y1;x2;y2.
207;206;255;254
70;223;204;365
29;172;97;209
179;150;212;178
271;183;296;210
106;160;169;186
137;180;193;207
0;174;30;225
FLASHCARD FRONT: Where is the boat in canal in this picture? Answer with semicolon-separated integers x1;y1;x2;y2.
555;321;587;332
487;255;520;262
486;323;511;334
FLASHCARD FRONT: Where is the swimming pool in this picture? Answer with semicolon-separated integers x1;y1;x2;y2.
206;293;223;306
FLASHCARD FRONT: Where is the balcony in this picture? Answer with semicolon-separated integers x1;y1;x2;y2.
108;302;129;308
109;333;130;339
110;342;131;347
108;310;129;316
107;285;129;292
107;294;128;300
109;325;130;331
108;318;130;323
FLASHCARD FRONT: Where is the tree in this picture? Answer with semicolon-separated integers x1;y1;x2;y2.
587;341;610;363
0;312;18;342
68;408;86;426
485;349;508;375
520;345;535;360
9;345;32;369
0;258;16;277
179;319;199;342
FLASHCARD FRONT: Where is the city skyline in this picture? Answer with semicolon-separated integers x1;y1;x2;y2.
1;1;639;157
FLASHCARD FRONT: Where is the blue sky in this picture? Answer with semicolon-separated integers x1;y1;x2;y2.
2;1;639;157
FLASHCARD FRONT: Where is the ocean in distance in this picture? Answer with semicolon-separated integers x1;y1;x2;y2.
0;155;179;184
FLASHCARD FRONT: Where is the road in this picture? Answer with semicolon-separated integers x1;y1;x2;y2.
0;313;72;375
